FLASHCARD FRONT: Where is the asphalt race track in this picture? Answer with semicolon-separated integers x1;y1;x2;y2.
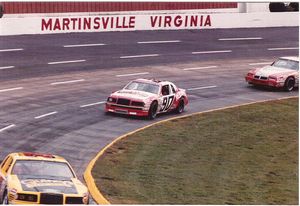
0;27;299;180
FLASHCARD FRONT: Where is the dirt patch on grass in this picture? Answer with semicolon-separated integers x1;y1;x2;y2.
92;98;298;204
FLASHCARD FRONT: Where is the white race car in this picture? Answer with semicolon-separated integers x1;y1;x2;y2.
245;56;299;91
105;78;188;119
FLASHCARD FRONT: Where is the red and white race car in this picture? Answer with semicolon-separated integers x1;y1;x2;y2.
105;78;188;119
245;56;299;91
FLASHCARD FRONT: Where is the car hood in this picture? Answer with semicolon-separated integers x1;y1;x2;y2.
17;176;78;194
112;90;157;101
256;66;294;77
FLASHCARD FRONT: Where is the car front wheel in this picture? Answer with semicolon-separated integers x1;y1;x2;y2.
2;191;8;205
148;101;158;120
284;77;295;92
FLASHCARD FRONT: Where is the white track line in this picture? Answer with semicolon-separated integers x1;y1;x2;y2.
50;79;85;85
63;43;106;48
0;124;16;133
35;111;57;119
183;66;218;71
0;87;23;93
137;40;181;44
116;72;150;77
192;50;232;55
120;54;159;59
80;101;106;108
187;85;217;91
218;37;263;41
0;66;15;70
248;62;272;66
267;47;298;51
0;48;23;52
48;59;86;65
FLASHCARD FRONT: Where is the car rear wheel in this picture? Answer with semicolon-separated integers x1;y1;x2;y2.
148;101;158;120
175;98;185;114
284;77;295;92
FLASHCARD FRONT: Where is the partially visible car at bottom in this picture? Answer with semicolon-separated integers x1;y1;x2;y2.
0;152;89;204
106;78;188;119
245;56;299;91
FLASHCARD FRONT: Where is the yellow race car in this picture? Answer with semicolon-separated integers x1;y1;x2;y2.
0;152;89;204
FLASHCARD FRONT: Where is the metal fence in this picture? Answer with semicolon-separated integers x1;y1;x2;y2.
1;2;237;14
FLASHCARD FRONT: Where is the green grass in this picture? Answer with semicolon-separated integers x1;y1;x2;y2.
92;98;299;204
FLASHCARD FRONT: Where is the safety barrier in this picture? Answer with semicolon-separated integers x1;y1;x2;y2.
0;12;298;36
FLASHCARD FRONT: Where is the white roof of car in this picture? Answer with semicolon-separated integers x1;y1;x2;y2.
280;56;299;62
135;78;173;85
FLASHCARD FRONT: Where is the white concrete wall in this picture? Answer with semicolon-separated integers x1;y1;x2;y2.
0;12;298;36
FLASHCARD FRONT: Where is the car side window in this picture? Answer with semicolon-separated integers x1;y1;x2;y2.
4;157;13;173
0;156;9;169
170;84;176;94
161;85;170;96
1;156;13;174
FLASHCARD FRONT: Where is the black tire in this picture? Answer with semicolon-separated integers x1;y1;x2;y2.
148;101;158;120
175;98;185;114
2;190;8;205
284;77;295;92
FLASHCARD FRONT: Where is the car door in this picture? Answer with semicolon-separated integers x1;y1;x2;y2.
159;84;175;113
0;156;13;201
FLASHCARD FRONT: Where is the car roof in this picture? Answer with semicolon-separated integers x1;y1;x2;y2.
9;152;67;162
280;56;299;62
134;78;173;85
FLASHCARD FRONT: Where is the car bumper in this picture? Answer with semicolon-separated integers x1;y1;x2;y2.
106;103;149;116
245;77;284;88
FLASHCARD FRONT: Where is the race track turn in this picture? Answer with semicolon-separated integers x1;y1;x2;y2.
0;27;298;178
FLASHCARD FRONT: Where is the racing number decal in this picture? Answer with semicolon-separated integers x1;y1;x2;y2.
160;96;174;112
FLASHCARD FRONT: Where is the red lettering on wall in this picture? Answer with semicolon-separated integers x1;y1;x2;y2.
53;19;61;30
102;17;109;29
84;18;91;30
94;17;100;29
174;15;182;27
129;16;135;28
62;18;70;30
116;17;122;28
41;18;52;31
164;16;172;27
190;16;197;27
150;16;158;27
204;15;211;26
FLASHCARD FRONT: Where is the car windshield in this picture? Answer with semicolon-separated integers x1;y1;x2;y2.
272;59;299;71
124;81;159;94
11;160;75;179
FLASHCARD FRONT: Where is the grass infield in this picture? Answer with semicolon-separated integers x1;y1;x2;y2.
92;98;298;204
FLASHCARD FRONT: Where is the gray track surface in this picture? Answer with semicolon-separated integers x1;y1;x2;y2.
0;27;299;181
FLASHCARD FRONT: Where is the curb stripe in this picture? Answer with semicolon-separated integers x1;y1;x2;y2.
84;96;298;204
